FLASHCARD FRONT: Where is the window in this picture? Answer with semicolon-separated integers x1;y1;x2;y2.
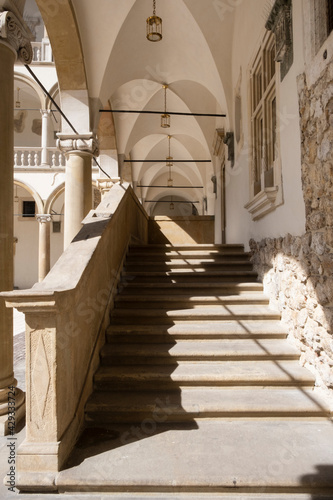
313;0;333;54
245;31;283;221
22;200;36;218
251;33;277;194
52;221;61;233
327;0;333;35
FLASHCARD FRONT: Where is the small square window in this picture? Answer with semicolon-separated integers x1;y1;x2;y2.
22;200;36;218
52;221;61;233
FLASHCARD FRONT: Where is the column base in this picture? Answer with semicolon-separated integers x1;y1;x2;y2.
0;387;25;437
16;441;60;493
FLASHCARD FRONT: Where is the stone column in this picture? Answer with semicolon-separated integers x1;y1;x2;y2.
36;214;52;282
0;8;32;436
57;134;99;249
40;109;50;166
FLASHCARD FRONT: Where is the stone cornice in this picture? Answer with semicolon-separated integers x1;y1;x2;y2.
265;0;293;80
0;10;33;63
56;133;99;157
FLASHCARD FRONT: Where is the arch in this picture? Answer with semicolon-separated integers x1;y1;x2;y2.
35;0;87;93
46;83;60;111
146;192;200;217
45;181;101;214
35;0;91;134
13;179;44;214
44;182;65;214
14;72;45;108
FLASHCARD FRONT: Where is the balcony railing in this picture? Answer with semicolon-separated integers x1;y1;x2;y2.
14;147;65;168
31;39;53;63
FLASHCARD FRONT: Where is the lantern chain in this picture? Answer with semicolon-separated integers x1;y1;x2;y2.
164;85;167;113
153;0;156;16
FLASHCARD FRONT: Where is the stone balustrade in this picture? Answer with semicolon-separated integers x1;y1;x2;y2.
14;147;65;168
31;39;53;63
1;184;149;492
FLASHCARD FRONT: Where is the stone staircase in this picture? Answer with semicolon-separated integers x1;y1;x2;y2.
57;244;333;497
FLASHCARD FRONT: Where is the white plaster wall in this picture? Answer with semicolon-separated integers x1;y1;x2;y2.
13;186;39;289
15;172;65;202
16;65;58;101
225;0;306;249
50;193;64;268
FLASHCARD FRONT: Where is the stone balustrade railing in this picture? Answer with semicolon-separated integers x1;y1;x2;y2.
31;40;53;63
1;184;149;492
14;147;65;168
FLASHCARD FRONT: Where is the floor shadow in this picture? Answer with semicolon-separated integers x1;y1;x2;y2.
62;244;202;470
301;465;333;498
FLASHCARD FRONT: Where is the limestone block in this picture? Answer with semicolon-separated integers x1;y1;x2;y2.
310;232;326;256
297;308;309;328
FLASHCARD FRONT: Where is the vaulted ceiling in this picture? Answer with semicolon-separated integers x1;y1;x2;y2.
33;0;248;214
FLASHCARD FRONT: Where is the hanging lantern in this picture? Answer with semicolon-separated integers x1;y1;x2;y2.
161;84;170;128
146;0;162;42
166;135;173;186
169;198;174;210
16;87;21;108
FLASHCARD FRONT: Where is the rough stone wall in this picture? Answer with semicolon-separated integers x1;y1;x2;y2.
250;60;333;398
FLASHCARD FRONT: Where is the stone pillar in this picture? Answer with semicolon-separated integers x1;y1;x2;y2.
57;134;99;249
40;109;50;166
36;214;52;282
0;7;32;436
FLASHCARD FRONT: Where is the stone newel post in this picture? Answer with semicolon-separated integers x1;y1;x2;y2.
0;6;33;436
57;134;99;249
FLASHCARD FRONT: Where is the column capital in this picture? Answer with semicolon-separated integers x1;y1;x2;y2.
57;133;99;157
36;214;52;224
96;179;115;196
40;109;51;117
0;10;33;63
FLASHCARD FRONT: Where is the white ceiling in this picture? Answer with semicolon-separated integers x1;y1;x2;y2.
30;0;247;211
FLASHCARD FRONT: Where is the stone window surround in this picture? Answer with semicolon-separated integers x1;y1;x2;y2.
303;0;333;87
245;28;283;221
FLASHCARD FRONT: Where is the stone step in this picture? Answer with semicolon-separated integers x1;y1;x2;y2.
94;360;315;390
126;251;251;260
35;494;333;500
106;320;288;343
121;270;258;283
57;420;333;494
119;282;264;295
100;339;299;364
114;293;269;308
124;262;253;272
129;244;245;253
85;387;330;423
111;304;281;324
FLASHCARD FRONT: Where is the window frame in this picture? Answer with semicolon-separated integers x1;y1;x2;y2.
19;198;36;221
245;30;283;221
